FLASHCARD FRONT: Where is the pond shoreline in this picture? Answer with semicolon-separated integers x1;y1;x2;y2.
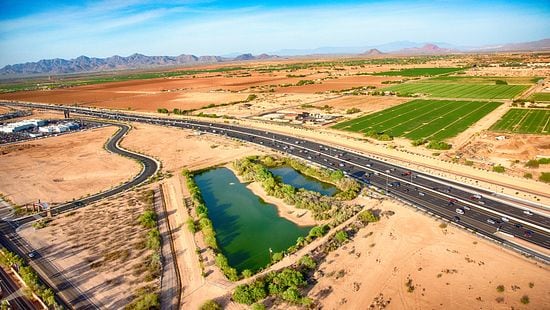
226;164;318;227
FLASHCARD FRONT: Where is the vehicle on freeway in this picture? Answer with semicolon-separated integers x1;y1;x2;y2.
501;217;510;222
515;223;523;229
487;218;496;225
455;208;465;215
470;194;482;200
453;216;461;222
478;201;485;205
523;210;533;216
463;205;471;211
524;230;534;238
418;192;425;196
401;171;411;176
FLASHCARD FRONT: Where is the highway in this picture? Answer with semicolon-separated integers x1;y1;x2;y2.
0;101;548;309
0;122;159;309
6;101;546;258
0;266;36;310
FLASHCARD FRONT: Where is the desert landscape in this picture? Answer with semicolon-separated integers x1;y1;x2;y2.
0;3;549;308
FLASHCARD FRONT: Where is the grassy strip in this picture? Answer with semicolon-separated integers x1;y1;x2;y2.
0;249;60;308
127;189;161;309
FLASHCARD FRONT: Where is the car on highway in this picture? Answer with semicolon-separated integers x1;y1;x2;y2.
523;210;533;216
453;216;461;222
486;218;496;225
524;230;534;238
455;208;465;215
514;223;523;229
501;217;509;222
418;192;425;196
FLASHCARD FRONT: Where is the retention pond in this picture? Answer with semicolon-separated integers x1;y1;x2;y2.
194;167;312;272
269;166;339;196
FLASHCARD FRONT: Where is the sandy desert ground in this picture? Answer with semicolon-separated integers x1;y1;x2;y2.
120;122;266;172
19;188;159;308
0;125;140;206
306;198;550;309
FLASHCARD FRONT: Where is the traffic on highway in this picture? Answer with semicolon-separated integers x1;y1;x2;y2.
3;101;550;264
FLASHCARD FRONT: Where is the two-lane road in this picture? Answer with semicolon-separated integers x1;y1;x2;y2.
0;122;159;309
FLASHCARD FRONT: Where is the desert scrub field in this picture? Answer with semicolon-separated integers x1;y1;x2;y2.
490;109;550;134
383;82;529;99
372;67;463;76
333;99;501;140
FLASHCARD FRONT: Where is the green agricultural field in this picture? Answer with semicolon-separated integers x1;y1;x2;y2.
490;109;550;134
383;82;528;99
373;67;463;77
530;92;550;102
425;75;538;85
333;99;502;141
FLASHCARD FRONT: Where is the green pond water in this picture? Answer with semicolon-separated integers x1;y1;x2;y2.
194;167;312;272
269;166;339;196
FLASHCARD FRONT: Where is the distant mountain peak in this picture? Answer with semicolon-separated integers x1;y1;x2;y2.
363;48;384;55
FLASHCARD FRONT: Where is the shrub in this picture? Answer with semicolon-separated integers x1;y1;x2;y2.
346;107;361;114
411;139;427;146
298;255;316;269
233;285;256;305
138;211;157;228
539;172;550;183
426;140;452;150
492;165;505;173
126;292;160;310
146;229;161;251
525;160;539;168
199;300;222;310
157;108;169;114
495;80;508;85
251;303;266;310
186;218;196;233
496;285;505;292
520;295;530;304
334;230;349;243
358;210;379;223
272;252;284;263
524;173;533;179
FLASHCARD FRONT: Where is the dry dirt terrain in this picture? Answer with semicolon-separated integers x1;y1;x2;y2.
0;125;140;206
19;189;159;308
307;198;550;310
120;122;266;172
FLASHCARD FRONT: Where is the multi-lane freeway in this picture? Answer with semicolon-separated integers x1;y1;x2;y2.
0;101;549;307
0;122;159;309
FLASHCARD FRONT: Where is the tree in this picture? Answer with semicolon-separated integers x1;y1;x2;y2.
308;225;328;239
233;285;255;305
358;209;379;223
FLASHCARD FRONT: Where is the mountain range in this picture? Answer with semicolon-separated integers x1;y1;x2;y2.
1;38;548;77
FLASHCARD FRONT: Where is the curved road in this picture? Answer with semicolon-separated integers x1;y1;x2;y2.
0;122;159;309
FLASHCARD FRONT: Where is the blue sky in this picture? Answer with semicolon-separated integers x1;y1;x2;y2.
0;0;549;66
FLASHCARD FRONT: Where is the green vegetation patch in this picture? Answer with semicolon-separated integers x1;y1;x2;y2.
333;99;502;141
426;75;538;85
373;67;463;77
530;92;550;102
383;82;528;99
490;109;550;134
